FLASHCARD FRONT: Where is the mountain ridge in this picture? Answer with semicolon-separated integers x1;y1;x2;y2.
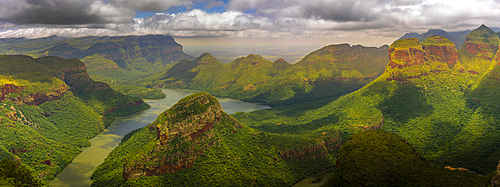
142;43;389;106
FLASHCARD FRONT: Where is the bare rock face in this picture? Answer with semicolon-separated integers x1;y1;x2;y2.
491;160;500;186
388;39;424;69
123;92;242;180
463;25;500;60
465;39;497;57
1;83;69;106
422;36;458;66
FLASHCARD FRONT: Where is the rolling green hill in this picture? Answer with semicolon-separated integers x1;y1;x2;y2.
0;55;149;183
233;25;500;175
91;92;339;186
142;44;389;106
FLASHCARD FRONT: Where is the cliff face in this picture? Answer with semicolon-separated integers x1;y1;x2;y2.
85;35;184;61
465;39;497;57
389;36;458;70
123;93;242;180
1;83;69;106
59;65;111;91
463;24;500;60
388;46;424;69
423;36;458;66
386;36;457;81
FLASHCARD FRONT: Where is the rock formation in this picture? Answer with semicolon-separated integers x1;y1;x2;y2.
1;83;68;106
422;36;458;66
463;24;500;60
388;38;425;69
123;92;242;179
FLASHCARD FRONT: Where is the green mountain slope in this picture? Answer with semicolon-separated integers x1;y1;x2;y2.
142;44;389;105
0;55;149;183
322;130;489;187
233;25;500;175
91;92;339;186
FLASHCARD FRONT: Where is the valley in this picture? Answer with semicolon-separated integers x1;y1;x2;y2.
2;23;500;187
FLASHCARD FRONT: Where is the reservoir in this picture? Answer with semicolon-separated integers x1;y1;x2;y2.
48;89;270;187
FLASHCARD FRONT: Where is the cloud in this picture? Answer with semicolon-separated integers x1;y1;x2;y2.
1;0;500;46
114;0;192;12
0;0;212;24
0;0;134;24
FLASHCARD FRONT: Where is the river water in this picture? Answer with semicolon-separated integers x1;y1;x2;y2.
48;89;270;187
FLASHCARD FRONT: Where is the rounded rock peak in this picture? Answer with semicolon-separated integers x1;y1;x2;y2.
390;38;421;49
421;35;455;46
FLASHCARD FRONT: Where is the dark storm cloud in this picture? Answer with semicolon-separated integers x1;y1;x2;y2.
0;0;211;25
303;1;383;22
0;0;135;24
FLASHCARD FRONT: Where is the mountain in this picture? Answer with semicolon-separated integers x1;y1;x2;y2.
234;25;500;175
141;44;389;106
398;29;472;49
0;55;149;182
91;92;339;186
0;35;195;99
322;130;488;186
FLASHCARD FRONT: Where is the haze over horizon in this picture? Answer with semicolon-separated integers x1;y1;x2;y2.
0;0;499;47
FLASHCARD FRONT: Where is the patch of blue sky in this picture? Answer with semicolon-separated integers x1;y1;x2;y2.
134;0;229;18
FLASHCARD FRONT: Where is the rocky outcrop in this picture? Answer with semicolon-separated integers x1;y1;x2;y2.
123;93;242;180
56;65;110;91
423;37;458;66
463;25;500;59
465;39;497;56
490;160;500;186
1;84;25;101
388;46;424;69
1;84;68;106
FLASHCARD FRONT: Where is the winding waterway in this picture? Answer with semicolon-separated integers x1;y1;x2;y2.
48;89;270;187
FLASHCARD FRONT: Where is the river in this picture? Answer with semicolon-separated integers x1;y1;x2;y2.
48;89;270;187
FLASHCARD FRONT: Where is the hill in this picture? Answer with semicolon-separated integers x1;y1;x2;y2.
0;55;149;183
233;25;500;175
141;44;389;106
0;35;195;99
322;130;489;186
91;92;339;186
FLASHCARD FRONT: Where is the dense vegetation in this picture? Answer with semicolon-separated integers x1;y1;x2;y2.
0;55;149;183
91;93;336;186
233;25;500;176
322;130;489;186
141;44;389;106
0;158;42;187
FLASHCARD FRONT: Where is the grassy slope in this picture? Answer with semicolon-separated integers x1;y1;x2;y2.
233;25;500;175
91;93;336;186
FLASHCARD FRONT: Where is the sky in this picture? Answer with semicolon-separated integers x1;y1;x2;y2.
0;0;499;47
